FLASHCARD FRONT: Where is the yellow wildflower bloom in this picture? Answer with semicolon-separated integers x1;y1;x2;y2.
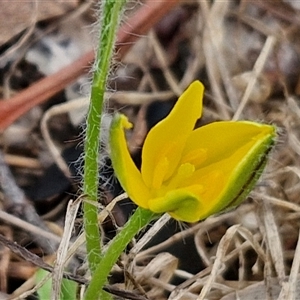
110;81;276;222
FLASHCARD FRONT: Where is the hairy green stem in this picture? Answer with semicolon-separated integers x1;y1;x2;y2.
84;208;158;300
83;0;126;275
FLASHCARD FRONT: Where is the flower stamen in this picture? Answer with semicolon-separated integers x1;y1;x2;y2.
166;163;195;190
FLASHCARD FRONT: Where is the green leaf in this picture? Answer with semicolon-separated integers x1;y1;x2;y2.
36;269;77;300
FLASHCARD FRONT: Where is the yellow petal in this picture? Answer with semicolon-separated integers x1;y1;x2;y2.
109;114;151;209
182;121;274;168
148;187;204;222
141;81;204;189
180;121;276;220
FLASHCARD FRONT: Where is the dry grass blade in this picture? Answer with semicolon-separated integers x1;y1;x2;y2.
10;271;53;300
136;252;178;298
0;210;61;244
236;226;266;262
197;225;240;300
262;200;285;283
278;230;300;300
200;0;231;120
40;99;87;178
131;214;171;258
253;192;300;212
149;30;182;96
64;193;129;263
232;35;276;120
51;198;82;300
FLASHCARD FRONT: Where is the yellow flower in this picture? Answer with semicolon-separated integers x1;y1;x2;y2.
109;81;276;222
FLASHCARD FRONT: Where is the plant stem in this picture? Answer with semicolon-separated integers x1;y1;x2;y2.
84;208;158;300
83;0;126;275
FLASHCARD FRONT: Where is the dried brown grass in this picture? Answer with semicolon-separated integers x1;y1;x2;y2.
2;1;300;299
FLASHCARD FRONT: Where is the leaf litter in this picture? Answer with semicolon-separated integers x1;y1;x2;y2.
1;0;300;299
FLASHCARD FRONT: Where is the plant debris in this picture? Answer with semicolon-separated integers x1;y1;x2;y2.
0;1;300;299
